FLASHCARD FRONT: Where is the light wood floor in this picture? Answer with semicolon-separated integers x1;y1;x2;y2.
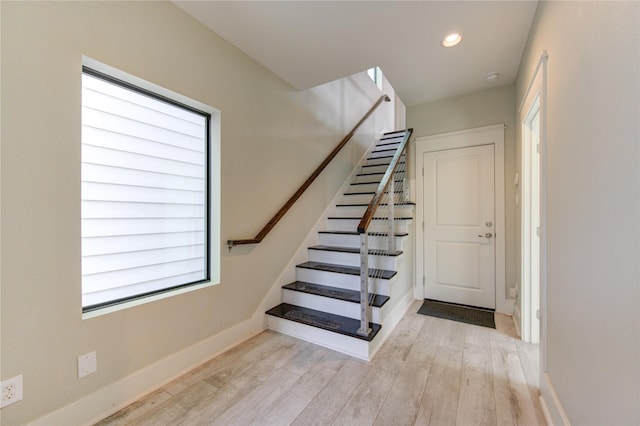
95;301;545;426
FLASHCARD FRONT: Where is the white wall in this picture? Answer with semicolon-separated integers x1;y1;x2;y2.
0;2;394;424
515;1;640;424
406;84;517;303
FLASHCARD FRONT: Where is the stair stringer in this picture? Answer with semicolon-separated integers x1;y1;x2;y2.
247;136;382;336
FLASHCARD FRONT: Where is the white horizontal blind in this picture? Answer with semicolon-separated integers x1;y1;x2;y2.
81;70;209;310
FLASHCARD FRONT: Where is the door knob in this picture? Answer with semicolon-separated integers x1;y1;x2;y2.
478;233;493;238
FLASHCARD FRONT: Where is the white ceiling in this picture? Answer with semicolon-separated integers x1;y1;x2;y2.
173;1;538;106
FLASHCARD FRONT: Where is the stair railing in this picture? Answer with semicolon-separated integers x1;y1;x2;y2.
356;129;413;336
227;95;391;250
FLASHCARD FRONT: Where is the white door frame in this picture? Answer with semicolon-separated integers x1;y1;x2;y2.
414;124;511;314
519;51;548;371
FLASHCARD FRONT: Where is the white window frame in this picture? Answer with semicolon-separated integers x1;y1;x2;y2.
81;57;221;318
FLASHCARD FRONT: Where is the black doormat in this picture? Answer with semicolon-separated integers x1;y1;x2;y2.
417;299;495;329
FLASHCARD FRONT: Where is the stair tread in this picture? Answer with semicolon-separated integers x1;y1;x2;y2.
318;230;409;237
350;180;403;186
309;245;403;256
327;216;412;221
283;281;390;307
266;303;381;341
336;202;414;207
297;261;397;279
362;162;406;168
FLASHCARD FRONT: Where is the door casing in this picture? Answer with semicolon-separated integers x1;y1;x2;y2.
414;124;512;314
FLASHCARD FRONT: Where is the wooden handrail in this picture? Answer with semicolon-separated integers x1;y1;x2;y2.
357;128;413;234
228;94;391;248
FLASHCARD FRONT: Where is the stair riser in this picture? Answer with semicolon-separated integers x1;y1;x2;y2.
318;233;406;250
341;194;410;206
361;164;404;174
354;173;383;184
365;157;395;166
369;150;396;159
282;290;384;323
295;268;391;295
327;219;410;233
350;182;405;192
308;249;398;270
266;316;372;360
334;205;414;218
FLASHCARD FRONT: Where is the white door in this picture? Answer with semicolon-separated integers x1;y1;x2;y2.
423;144;496;309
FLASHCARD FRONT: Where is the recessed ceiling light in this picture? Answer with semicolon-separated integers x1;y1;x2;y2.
485;72;500;82
442;33;462;48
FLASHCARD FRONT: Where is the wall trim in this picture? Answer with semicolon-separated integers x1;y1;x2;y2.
28;319;260;426
540;372;572;426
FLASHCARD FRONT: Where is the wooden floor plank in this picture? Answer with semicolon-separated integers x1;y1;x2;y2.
98;307;546;426
251;364;339;425
331;367;397;426
456;341;497;426
211;368;301;426
292;358;370;426
373;344;432;426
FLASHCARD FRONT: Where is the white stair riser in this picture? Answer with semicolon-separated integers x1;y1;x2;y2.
354;173;383;184
327;219;410;233
318;233;407;250
369;149;396;159
349;182;405;192
295;268;391;295
267;316;372;361
282;290;384;323
308;249;398;270
365;157;393;166
361;164;396;174
341;194;409;207
334;205;414;218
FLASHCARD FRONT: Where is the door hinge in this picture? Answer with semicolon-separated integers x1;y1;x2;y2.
536;143;540;154
422;167;424;177
423;276;425;286
536;309;541;319
536;226;541;237
422;221;424;231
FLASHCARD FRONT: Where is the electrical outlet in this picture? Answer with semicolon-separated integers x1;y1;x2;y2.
78;351;97;378
1;375;23;408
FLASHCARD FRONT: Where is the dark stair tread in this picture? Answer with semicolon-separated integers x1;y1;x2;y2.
371;148;398;154
319;230;409;237
350;179;403;186
297;261;397;280
309;245;403;256
336;202;414;207
362;162;406;168
343;191;403;196
327;216;412;221
282;281;389;307
376;140;402;147
367;155;396;161
266;303;381;341
383;130;408;136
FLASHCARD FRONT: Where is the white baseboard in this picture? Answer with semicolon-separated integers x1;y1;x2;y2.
513;305;522;337
29;319;261;426
540;372;571;426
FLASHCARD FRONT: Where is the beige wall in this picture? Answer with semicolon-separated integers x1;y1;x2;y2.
516;1;639;424
0;2;393;424
406;84;517;303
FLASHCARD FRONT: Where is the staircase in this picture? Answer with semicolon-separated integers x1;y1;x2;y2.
266;130;414;360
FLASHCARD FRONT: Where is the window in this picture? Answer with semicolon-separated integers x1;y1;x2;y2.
81;64;217;313
367;66;383;90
